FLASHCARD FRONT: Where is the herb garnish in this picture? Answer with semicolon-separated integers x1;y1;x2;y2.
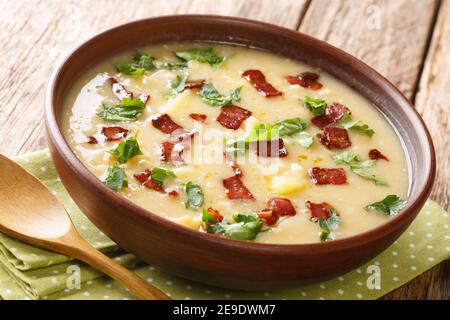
109;135;143;164
104;165;128;191
313;208;341;242
331;151;388;186
339;113;375;137
185;182;204;210
202;211;265;241
96;98;145;123
365;195;406;216
175;48;225;67
198;83;241;107
302;96;327;116
150;167;176;186
116;52;157;76
170;74;188;95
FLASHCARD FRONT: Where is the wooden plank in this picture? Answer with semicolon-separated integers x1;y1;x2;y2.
415;0;450;212
299;0;437;99
0;0;308;157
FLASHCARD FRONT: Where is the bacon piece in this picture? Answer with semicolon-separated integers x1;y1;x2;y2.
101;126;129;141
189;113;207;123
242;69;282;98
311;103;351;129
306;201;337;220
224;152;242;177
309;167;347;185
152;114;183;134
317;127;351;149
258;209;279;226
160;141;184;164
250;138;288;158
216;105;252;130
369;149;389;161
185;80;205;90
286;72;323;90
110;78;133;100
207;207;224;222
134;170;163;192
266;198;296;216
138;93;150;105
87;136;98;144
167;190;179;197
223;175;255;200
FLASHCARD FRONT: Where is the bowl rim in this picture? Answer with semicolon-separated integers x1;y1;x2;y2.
45;14;436;254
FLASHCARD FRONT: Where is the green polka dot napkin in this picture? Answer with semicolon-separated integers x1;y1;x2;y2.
0;150;448;300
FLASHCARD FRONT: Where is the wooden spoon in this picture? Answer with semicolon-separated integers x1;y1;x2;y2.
0;154;170;300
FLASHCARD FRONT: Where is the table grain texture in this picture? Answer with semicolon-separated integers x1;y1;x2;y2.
0;0;448;300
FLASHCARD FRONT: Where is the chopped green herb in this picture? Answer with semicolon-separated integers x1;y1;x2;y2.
115;64;146;77
155;60;188;70
272;118;309;136
314;208;341;242
115;52;157;76
96;99;145;123
302;96;327;116
331;151;388;186
204;213;264;241
150;167;176;186
104;165;128;191
175;48;225;67
292;131;314;149
185;182;204;210
198;83;241;107
339;113;375;137
109;135;143;164
170;74;188;95
365;195;406;216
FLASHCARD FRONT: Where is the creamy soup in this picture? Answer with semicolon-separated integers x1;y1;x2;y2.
62;42;409;244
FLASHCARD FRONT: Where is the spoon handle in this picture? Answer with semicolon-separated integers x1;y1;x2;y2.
65;233;170;300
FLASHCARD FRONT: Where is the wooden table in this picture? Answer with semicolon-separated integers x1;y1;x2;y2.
0;0;448;299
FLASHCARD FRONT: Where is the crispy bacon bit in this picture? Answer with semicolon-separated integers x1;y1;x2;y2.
216;105;252;130
134;170;163;191
101;126;129;141
224;152;242;177
167;190;179;197
266;198;296;216
223;175;255;200
258;209;279;226
207;207;224;222
311;103;351;129
306;201;337;220
317;127;351;149
189;113;207;122
286;72;323;90
138;93;150;105
185;80;205;90
152;113;183;134
369;149;389;161
110;78;133;100
160;141;184;164
87;136;98;144
242;69;282;98
309;167;347;185
250;138;288;158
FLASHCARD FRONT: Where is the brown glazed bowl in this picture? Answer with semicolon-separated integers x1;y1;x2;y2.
45;15;435;290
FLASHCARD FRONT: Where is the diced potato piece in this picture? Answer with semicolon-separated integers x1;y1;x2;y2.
270;164;308;195
173;166;198;179
162;90;195;114
169;215;202;230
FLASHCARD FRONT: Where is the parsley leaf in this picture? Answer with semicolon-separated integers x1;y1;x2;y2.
155;60;188;70
185;182;204;210
175;48;225;67
302;96;327;116
291;131;314;149
272;118;309;136
204;213;264;241
170;74;188;95
104;165;128;191
109;135;143;164
339;113;375;137
150;167;176;186
331;151;388;186
115;52;157;77
365;195;406;216
315;208;341;242
96;99;145;123
198;83;241;107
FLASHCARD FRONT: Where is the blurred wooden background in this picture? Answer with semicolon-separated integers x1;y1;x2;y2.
0;0;448;299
